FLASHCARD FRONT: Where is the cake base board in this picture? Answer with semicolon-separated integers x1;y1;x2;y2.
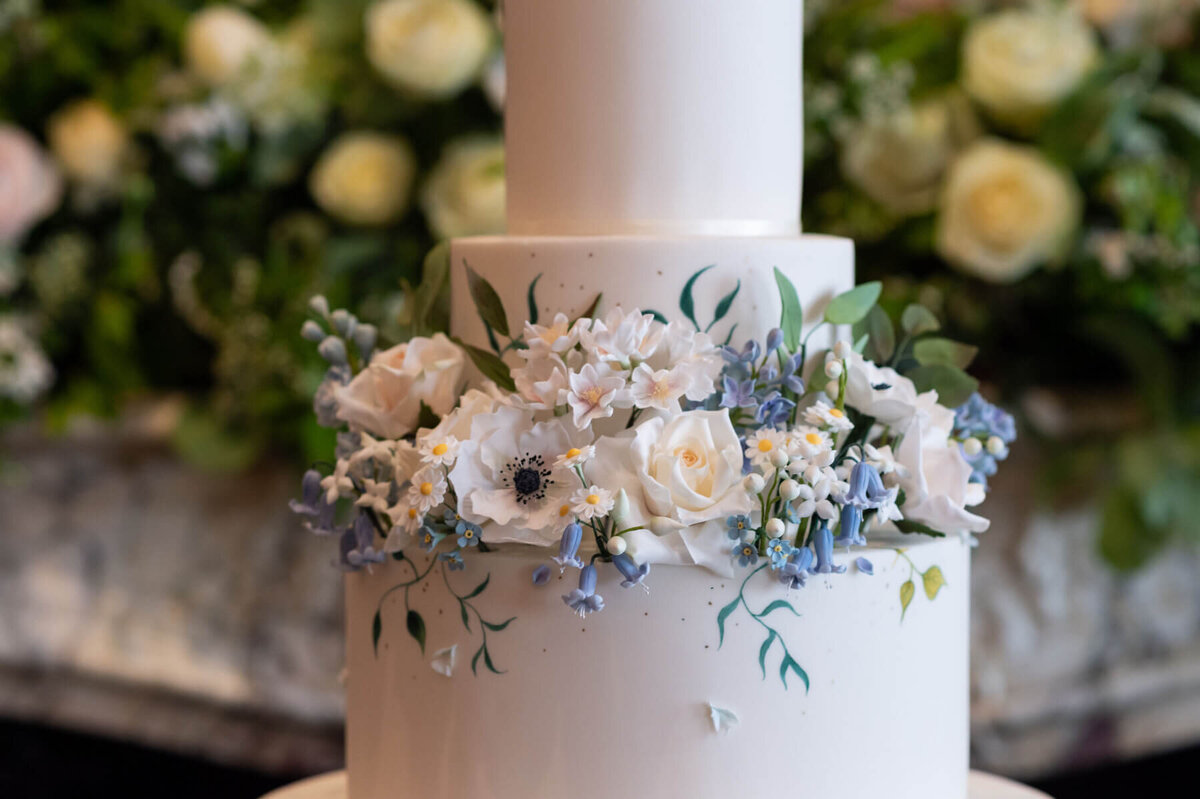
260;770;1053;799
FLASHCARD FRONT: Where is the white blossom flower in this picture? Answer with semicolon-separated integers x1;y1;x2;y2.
554;444;596;470
803;400;854;432
744;429;785;471
629;363;690;411
570;485;614;521
785;425;834;467
406;466;447;514
522;312;579;354
418;434;460;467
0;317;54;403
566;362;625;428
512;351;570;409
578;307;664;366
321;458;355;504
355;478;393;515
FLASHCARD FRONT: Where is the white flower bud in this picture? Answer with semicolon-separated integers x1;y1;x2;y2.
780;479;801;501
309;295;330;317
824;359;844;379
987;435;1006;455
648;516;678;535
825;379;840;398
606;536;627;556
765;518;785;537
833;340;852;359
743;473;766;494
610;488;631;528
963;437;983;456
769;448;790;469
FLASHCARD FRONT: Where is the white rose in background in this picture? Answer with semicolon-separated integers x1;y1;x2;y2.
334;333;465;439
937;139;1081;283
422;136;505;238
309;132;416;226
840;92;980;216
0;125;62;245
895;400;989;534
365;0;495;98
184;5;274;88
963;8;1098;132
589;410;754;577
46;99;127;187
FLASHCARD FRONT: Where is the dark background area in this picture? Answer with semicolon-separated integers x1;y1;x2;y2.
0;717;1192;798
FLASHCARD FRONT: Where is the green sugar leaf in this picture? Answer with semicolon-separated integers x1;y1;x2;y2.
825;282;882;326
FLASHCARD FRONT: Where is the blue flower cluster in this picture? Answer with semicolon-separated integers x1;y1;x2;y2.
538;522;651;617
716;328;805;431
953;393;1017;489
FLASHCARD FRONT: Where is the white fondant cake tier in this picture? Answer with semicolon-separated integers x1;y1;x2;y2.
505;0;804;235
345;535;970;799
449;235;854;356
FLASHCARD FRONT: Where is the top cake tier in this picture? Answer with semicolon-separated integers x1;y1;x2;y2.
504;0;804;237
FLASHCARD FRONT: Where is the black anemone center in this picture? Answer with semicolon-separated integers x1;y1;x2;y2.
504;453;553;505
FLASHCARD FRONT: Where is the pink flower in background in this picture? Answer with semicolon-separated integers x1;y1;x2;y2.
0;125;63;245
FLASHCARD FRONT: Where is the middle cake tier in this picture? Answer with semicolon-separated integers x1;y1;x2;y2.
448;235;854;354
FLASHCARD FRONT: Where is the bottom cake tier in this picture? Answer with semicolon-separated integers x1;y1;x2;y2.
345;534;970;799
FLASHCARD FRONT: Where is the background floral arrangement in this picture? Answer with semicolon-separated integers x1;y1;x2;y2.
293;260;1014;682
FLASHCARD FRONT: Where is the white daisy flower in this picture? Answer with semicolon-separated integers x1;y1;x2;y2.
803;399;854;432
570;485;614;520
406;466;447;514
744;429;785;471
554;444;596;470
630;362;690;411
418;434;460;467
566;362;625;429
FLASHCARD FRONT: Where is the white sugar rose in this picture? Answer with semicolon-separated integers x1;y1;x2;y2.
334;333;465;439
424;386;504;441
310;132;416;226
895;398;989;534
184;5;274;88
840;93;980;216
0;125;62;245
365;0;494;98
421;136;505;238
46;99;127;186
589;410;754;577
937;139;1081;283
963;8;1098;132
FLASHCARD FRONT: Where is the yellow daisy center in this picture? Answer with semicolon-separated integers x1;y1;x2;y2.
407;508;418;519
559;504;571;517
829;408;845;418
586;493;601;505
757;438;774;453
420;482;434;496
432;443;448;456
566;447;582;459
806;432;822;445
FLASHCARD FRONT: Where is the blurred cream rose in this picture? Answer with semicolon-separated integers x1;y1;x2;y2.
46;99;127;186
309;132;416;226
421;136;505;238
963;8;1098;132
841;93;980;216
0;125;62;244
184;5;274;88
365;0;494;98
937;139;1081;283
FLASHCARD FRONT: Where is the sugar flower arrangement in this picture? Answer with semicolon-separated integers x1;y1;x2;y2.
293;260;1014;634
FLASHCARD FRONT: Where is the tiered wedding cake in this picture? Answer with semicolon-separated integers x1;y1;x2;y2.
287;3;1012;799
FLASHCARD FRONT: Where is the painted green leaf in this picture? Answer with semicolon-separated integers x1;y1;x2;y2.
371;609;382;657
906;364;979;407
923;565;946;600
406;609;426;654
643;309;669;324
773;267;804;352
679;265;716;330
526;273;542;326
482;617;516;632
464;574;490;599
900;580;915;619
459;602;471;632
779;654;810;692
913;338;979;370
471;642;484;675
894;519;947;538
716;596;740;648
758;599;800;619
707;279;741;333
464;260;510;338
483;645;504;674
825;282;882;325
453;337;516;392
901;304;940;336
757;630;777;679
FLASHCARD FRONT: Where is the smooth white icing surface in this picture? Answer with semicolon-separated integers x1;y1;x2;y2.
449;235;853;357
345;535;970;799
504;0;804;235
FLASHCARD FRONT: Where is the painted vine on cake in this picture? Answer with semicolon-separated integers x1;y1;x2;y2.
291;244;1014;684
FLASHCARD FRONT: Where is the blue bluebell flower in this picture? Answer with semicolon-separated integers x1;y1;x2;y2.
732;540;759;568
553;523;585;570
778;547;814;589
290;469;337;535
532;564;552;586
563;564;605;617
810;523;846;574
845;461;887;509
835;504;866;547
720;376;758;410
339;514;386;571
726;514;753;540
613;553;651;589
440;550;465;571
456;520;483;548
855;557;874;576
765;537;793;568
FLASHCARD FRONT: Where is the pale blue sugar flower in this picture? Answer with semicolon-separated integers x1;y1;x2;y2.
726;514;753;540
810;522;845;574
440;550;465;571
765;537;793;568
553;522;584;571
563;564;605;617
778;547;814;589
613;553;650;589
339;514;386;571
844;461;887;509
290;469;337;535
732;540;759;568
456;519;482;548
835;504;866;547
532;564;552;586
